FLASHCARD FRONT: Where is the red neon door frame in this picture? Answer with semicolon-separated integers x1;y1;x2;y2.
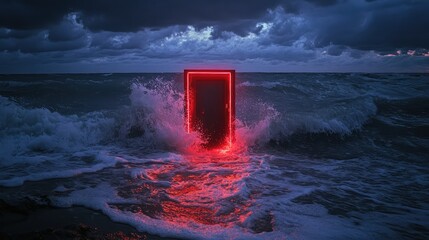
184;69;235;147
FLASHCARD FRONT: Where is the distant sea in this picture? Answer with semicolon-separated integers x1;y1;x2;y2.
0;73;428;239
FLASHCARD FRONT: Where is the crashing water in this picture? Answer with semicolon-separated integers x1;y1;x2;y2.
0;73;428;239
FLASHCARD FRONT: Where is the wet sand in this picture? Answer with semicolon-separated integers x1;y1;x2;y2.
0;203;181;240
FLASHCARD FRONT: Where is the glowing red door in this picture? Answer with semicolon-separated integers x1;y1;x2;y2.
184;70;235;148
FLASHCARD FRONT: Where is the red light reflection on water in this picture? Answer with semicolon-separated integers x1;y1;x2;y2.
143;150;252;227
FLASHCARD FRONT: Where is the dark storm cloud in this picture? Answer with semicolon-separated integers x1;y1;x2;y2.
0;30;88;53
0;0;428;73
0;0;343;32
2;0;426;52
312;0;429;51
306;0;339;6
78;0;286;32
209;20;260;38
0;0;74;30
0;28;38;39
257;8;310;47
0;0;285;32
0;11;89;53
48;16;86;42
326;45;346;56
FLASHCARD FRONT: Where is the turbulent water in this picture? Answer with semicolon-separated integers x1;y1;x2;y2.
0;73;428;239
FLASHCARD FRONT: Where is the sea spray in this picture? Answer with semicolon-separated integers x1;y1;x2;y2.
126;78;201;151
0;73;427;239
0;96;115;165
126;77;282;153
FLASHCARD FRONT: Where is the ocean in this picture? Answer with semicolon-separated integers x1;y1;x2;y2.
0;73;428;239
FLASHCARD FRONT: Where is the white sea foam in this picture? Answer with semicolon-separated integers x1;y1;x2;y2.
47;153;410;240
0;75;377;189
0;150;118;187
0;96;118;186
1;73;427;239
239;81;283;89
0;96;114;163
50;180;283;240
121;79;201;150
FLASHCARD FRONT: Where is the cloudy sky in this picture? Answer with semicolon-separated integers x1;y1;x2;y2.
0;0;428;73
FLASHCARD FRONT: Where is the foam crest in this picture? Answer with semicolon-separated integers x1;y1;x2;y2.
0;151;118;187
236;103;280;147
0;96;114;164
260;97;378;145
124;78;282;152
121;78;201;150
238;81;283;88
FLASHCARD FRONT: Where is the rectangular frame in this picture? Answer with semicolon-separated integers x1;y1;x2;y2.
184;69;235;147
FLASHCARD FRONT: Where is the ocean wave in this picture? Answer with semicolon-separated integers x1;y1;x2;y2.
0;96;115;164
0;151;118;187
1;73;428;239
114;78;201;151
0;79;378;156
374;96;429;116
238;81;283;89
1;75;425;160
268;96;377;140
0;96;122;186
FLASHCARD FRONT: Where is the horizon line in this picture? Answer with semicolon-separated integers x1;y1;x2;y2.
0;71;428;75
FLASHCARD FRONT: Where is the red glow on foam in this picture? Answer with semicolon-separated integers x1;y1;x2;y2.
184;69;235;150
142;152;251;227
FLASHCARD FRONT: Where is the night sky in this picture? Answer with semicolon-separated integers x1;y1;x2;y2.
0;0;428;73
